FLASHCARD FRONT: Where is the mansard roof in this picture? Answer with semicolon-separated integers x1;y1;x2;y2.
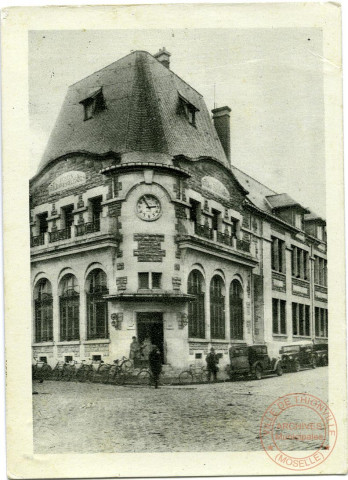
37;50;228;173
266;193;310;213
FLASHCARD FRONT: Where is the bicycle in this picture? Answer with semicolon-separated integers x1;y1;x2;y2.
137;369;173;386
179;364;209;384
32;360;52;381
51;361;66;380
114;356;134;372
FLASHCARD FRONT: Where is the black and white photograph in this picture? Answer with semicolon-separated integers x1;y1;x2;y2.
2;3;346;478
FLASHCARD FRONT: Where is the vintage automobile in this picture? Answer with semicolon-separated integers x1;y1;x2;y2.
227;343;283;381
279;343;317;372
313;341;328;366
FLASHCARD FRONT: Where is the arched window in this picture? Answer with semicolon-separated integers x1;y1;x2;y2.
187;270;205;338
86;269;109;340
59;274;79;341
230;280;244;340
34;279;53;343
210;275;225;339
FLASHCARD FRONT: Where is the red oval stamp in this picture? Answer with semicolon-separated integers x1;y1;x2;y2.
260;393;337;471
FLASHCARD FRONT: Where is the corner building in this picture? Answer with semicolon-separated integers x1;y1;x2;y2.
30;49;328;370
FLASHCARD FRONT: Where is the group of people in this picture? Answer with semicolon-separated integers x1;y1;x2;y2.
130;337;221;388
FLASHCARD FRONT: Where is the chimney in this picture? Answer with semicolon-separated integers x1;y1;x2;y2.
154;47;171;69
212;106;231;163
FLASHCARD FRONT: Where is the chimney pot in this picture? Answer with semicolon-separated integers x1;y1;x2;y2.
212;106;231;163
154;47;171;69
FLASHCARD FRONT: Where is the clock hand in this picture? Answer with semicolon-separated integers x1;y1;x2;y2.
143;196;151;208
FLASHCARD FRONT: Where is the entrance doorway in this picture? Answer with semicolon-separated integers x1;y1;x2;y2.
137;312;164;363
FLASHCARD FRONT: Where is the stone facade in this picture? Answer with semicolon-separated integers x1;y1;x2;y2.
30;49;327;369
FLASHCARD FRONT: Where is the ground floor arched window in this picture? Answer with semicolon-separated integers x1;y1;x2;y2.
86;269;109;339
230;280;244;339
187;270;205;338
210;275;225;339
34;278;53;342
59;274;80;341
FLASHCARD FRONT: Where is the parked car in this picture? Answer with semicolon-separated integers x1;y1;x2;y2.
313;341;328;366
280;343;317;372
227;343;282;381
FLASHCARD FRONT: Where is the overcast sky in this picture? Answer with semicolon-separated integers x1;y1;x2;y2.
29;28;325;217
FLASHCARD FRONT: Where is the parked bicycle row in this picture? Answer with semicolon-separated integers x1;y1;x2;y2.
32;340;328;386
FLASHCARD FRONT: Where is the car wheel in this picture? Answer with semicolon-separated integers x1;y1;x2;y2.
276;364;283;376
294;360;300;373
255;365;263;380
322;355;328;366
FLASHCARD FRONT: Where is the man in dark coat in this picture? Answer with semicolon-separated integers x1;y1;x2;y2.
206;347;219;382
148;346;162;389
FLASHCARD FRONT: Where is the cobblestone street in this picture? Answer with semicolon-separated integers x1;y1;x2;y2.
33;367;328;454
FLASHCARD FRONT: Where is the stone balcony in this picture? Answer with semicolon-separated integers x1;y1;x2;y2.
176;222;257;266
30;216;119;258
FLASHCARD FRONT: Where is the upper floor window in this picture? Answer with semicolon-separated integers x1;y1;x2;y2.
62;204;74;229
138;272;162;290
80;88;106;121
271;237;286;273
314;256;327;287
89;196;103;228
316;225;327;242
178;92;199;126
291;246;309;280
37;212;48;234
212;209;222;231
189;199;201;224
295;213;304;230
230;218;238;238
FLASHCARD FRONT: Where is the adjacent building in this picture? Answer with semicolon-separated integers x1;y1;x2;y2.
30;48;328;369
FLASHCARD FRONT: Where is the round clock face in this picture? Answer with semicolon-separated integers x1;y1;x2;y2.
136;194;162;221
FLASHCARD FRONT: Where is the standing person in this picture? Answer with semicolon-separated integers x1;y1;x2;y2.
141;337;153;363
129;336;140;367
206;347;219;382
149;346;162;389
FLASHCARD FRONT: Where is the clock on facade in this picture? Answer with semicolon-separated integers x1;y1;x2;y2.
136;194;162;221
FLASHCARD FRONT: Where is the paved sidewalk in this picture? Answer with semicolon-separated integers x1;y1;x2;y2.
33;367;328;453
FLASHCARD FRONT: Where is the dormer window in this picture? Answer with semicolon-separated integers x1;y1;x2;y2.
178;92;199;126
80;88;106;121
295;213;303;230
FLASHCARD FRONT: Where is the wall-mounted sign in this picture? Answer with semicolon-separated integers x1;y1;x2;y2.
201;176;230;200
48;171;86;194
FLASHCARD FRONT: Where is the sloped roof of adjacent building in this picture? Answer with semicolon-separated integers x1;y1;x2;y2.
37;50;228;173
231;165;277;213
266;193;309;212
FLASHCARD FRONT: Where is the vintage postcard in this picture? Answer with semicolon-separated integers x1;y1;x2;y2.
2;2;346;478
